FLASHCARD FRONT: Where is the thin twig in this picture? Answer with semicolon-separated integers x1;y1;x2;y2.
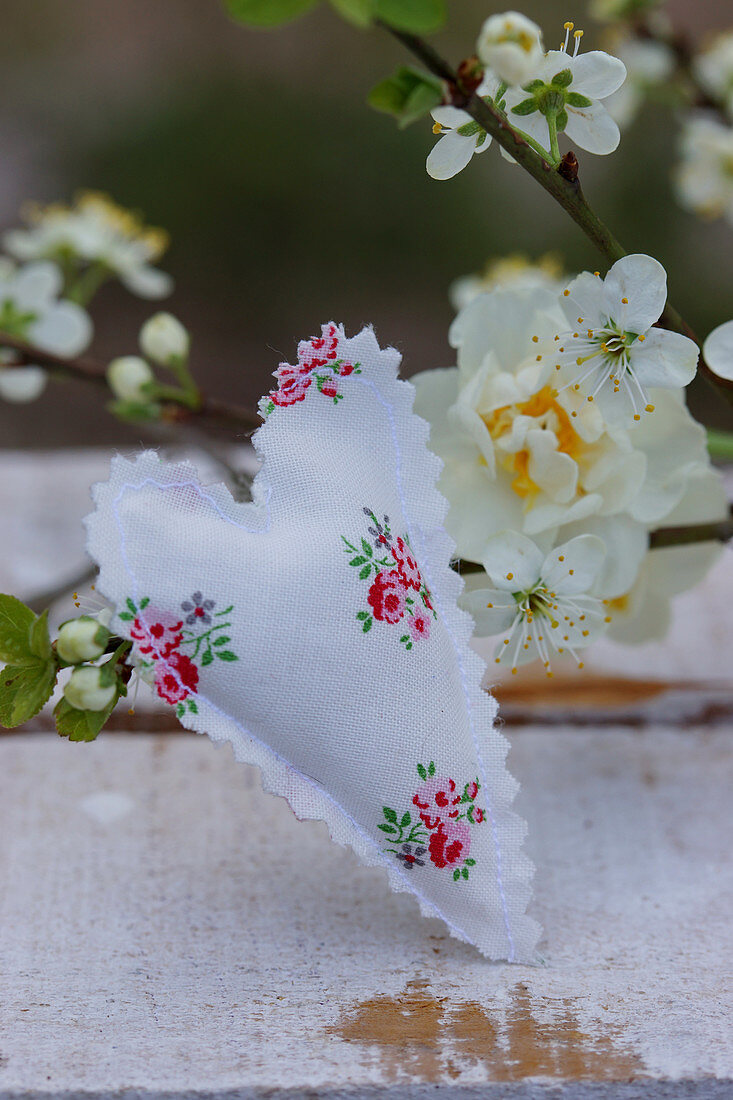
380;24;733;406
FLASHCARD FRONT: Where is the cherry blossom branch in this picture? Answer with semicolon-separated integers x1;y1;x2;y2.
0;334;261;434
379;25;733;407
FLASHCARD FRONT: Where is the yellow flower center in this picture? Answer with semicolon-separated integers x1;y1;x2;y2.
481;384;586;500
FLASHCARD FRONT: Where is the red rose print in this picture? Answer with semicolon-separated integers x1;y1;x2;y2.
320;377;339;399
408;608;431;642
155;651;199;705
391;536;422;591
428;822;471;869
367;569;407;625
412;776;461;829
465;781;479;801
272;365;312;407
339;362;354;376
472;807;485;824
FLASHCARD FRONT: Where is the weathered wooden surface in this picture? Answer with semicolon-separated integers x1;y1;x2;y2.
0;727;731;1098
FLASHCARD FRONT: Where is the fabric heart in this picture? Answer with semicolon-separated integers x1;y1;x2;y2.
85;322;539;962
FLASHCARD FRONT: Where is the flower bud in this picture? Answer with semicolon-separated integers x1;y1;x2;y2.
56;616;110;664
476;12;544;86
139;312;190;365
64;666;116;712
0;366;47;403
107;356;154;402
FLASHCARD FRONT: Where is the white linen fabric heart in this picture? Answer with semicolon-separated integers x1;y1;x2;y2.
86;323;539;962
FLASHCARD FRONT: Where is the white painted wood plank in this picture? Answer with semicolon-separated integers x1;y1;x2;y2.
0;728;730;1097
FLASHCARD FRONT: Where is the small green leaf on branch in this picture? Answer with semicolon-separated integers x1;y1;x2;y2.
368;66;443;128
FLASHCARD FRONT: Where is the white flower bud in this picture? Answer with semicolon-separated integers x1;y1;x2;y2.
139;312;190;365
0;366;47;403
107;356;154;402
56;616;110;664
476;12;544;86
64;666;116;712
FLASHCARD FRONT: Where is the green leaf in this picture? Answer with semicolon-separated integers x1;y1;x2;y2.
556;108;569;131
356;611;369;621
54;694;116;742
0;660;57;728
188;699;198;714
329;0;373;26
118;611;133;621
362;617;372;633
216;650;238;661
511;98;538;116
378;822;397;834
372;0;445;33
453;868;460;881
566;92;592;109
522;78;545;93
29;610;52;661
417;763;427;780
400;635;409;643
225;0;320;27
213;635;231;646
139;597;150;610
202;649;214;666
383;806;398;824
0;594;37;664
368;66;443;128
428;761;435;776
108;398;162;423
400;811;411;828
360;538;373;557
552;68;573;88
359;564;372;580
461;867;469;879
349;556;367;566
177;702;185;718
464;858;476;866
126;598;137;615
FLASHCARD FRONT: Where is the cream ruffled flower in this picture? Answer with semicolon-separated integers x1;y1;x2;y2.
4;192;173;299
502;22;626;156
553;254;699;426
461;530;609;673
412;285;713;580
0;259;92;404
476;12;544;87
674;115;733;226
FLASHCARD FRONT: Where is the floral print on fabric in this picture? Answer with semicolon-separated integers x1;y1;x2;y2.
343;508;436;649
379;762;485;882
120;595;238;718
261;322;361;414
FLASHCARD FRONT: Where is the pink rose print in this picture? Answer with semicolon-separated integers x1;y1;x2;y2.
367;569;407;625
413;776;461;829
261;322;361;415
379;761;482;882
344;508;436;649
130;605;183;661
428;822;471;869
391;536;421;591
155;651;199;705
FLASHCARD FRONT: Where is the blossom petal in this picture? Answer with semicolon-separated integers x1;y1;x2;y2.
570;51;627;99
703;319;733;381
119;265;174;300
560;514;648;599
30;301;93;356
564;102;620;155
431;105;471;128
561;270;606;329
12;261;62;309
459;583;518;636
426;130;477;181
628;328;698;389
541;534;606;595
603;254;667;333
480;530;544;591
0;365;47;402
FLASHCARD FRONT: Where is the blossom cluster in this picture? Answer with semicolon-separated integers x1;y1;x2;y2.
414;254;727;671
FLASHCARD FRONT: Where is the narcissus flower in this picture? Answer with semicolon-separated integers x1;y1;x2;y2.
553;255;699;425
426;76;499;180
461;530;608;673
477;12;544;86
4;192;173;299
503;22;626;156
675;115;733;226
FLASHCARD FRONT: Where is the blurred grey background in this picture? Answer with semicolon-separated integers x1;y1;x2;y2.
1;0;731;447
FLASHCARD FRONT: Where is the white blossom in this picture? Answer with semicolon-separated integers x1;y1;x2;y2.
603;37;674;128
476;12;544;87
703;319;733;381
140;312;189;365
449;253;566;312
56;617;110;664
694;31;733;118
64;666;116;712
502;22;626;156
674;115;733;226
4;192;173;299
0;260;92;403
553;255;699;425
427;76;499;180
107;356;155;403
461;531;609;673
